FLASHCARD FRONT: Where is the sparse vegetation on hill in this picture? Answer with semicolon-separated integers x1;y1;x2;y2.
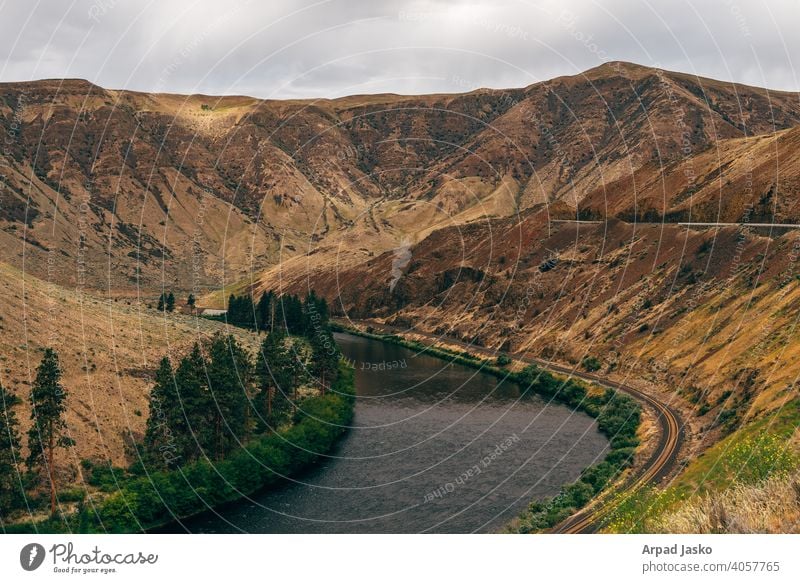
4;64;800;293
581;356;602;372
3;303;352;533
653;470;800;533
0;262;265;468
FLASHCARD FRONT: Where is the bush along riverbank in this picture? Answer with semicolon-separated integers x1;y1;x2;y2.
331;323;642;533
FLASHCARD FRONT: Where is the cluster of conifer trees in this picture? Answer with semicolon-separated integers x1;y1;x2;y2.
156;291;175;312
0;290;341;523
142;290;340;470
223;289;328;336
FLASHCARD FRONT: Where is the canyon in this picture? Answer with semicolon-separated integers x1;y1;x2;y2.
1;60;799;488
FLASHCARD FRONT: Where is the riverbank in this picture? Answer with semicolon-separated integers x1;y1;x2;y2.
4;363;356;534
330;322;643;532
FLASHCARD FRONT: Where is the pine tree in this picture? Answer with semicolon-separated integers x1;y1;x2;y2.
246;295;256;328
309;328;339;395
187;294;196;310
268;291;276;332
303;290;331;337
280;294;304;335
26;348;75;516
0;381;23;514
227;294;255;328
206;335;251;459
256;291;272;334
286;338;306;401
157;293;165;312
292;294;305;334
255;330;293;431
143;357;181;469
227;294;237;324
173;344;211;461
302;291;317;334
316;295;329;326
166;292;175;312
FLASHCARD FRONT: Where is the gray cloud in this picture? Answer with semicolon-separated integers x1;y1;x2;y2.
1;0;798;98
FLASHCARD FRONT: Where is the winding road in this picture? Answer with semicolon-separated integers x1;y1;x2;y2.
339;320;685;533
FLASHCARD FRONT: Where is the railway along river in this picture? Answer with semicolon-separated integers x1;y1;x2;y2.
167;332;608;533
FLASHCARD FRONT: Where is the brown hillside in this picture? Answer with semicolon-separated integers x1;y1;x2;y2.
3;62;800;468
0;262;260;467
306;207;800;452
3;62;800;294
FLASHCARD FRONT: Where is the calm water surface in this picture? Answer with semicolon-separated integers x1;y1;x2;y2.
168;333;608;533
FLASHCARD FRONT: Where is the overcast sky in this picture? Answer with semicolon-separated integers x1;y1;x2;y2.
1;0;798;99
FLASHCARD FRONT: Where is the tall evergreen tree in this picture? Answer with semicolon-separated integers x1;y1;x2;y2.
280;294;304;335
173;343;211;461
187;294;196;310
293;294;306;334
166;292;175;312
303;290;331;336
157;293;165;312
302;291;316;334
316;296;329;325
143;357;181;469
256;291;272;334
255;330;293;431
309;327;339;395
0;381;23;514
206;335;251;459
227;294;256;328
26;348;75;516
227;294;237;323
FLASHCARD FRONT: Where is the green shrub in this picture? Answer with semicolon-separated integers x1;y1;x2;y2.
561;480;595;507
605;447;636;469
495;354;512;367
581;356;601;372
83;461;126;492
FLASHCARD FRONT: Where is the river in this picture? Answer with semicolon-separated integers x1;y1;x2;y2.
167;332;608;533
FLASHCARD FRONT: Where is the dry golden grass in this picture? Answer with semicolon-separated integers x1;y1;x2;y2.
653;471;800;533
0;261;261;467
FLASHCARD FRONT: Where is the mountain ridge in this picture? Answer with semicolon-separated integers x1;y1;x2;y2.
3;61;799;294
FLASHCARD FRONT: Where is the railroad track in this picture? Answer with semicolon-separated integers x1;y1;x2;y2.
540;363;683;533
339;320;684;534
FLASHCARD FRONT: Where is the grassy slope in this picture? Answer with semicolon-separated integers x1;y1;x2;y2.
0;261;262;466
605;398;800;532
